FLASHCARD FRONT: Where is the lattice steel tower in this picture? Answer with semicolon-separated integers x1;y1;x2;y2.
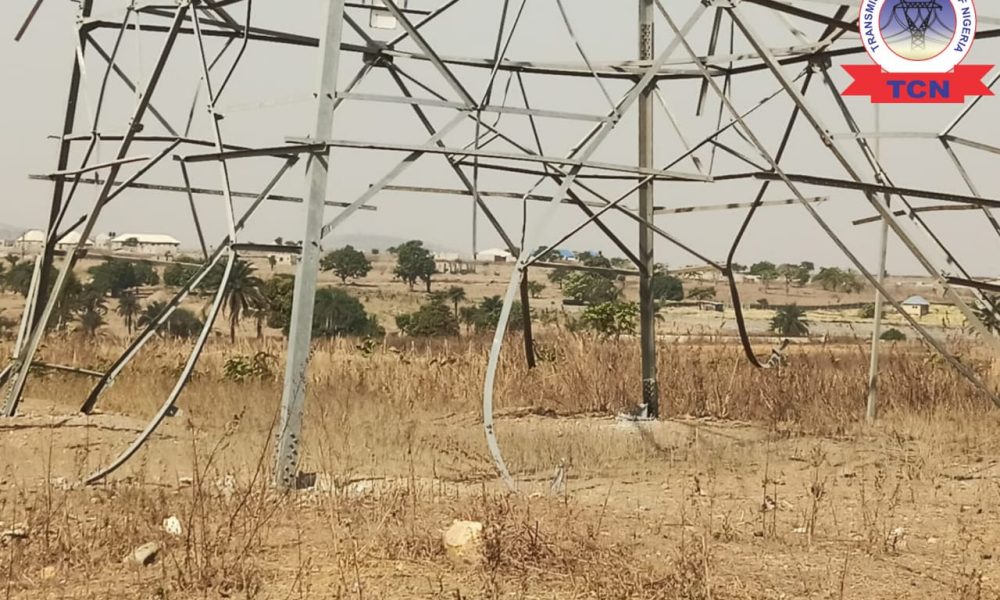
896;1;943;51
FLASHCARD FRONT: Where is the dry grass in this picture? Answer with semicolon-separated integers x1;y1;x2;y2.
2;331;1000;598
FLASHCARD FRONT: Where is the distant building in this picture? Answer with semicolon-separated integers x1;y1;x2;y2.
475;248;515;263
111;233;181;257
902;295;931;318
13;229;45;253
434;252;475;274
13;229;93;254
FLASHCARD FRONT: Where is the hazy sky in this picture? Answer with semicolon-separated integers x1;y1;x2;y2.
1;1;999;275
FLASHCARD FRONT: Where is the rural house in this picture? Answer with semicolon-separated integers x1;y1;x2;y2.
902;295;931;318
111;233;182;257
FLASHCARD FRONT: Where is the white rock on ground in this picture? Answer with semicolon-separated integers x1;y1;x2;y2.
442;520;484;566
123;542;162;567
163;516;182;537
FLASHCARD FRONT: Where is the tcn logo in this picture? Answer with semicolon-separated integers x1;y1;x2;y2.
843;0;994;103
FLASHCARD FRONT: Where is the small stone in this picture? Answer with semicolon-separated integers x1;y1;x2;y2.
124;542;161;567
442;520;483;566
40;566;57;580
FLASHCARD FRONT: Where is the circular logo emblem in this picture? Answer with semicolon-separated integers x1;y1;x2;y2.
860;0;977;73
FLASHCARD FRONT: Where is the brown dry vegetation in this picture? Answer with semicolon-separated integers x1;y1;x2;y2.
2;333;1000;599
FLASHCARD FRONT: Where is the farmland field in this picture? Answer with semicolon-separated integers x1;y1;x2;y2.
0;260;998;599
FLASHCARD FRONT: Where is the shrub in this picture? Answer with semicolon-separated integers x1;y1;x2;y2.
650;272;684;302
881;328;906;341
580;301;639;339
223;352;276;382
562;272;619;304
166;308;204;338
396;300;459;337
312;288;383;338
163;262;201;288
458;296;525;333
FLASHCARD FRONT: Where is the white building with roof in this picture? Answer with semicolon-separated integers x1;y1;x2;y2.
475;248;515;263
111;233;181;257
13;229;93;254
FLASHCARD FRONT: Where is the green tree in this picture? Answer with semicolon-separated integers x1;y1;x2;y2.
547;266;571;289
321;245;372;284
750;261;779;291
5;261;35;297
219;259;265;342
687;286;716;301
312;288;382;338
777;263;800;294
580;301;639;339
137;301;204;338
396;299;459;337
650;272;684;302
392;240;436;292
527;281;545;299
562;272;620;304
88;260;158;297
770;304;810;337
116;290;141;337
531;247;560;262
812;267;863;294
261;274;295;332
163;256;206;289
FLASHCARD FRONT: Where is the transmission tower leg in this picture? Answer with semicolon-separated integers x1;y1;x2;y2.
274;0;347;490
519;268;536;369
3;0;93;415
638;0;659;418
866;105;889;424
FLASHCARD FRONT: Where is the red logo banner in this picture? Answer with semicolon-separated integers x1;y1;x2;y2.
842;65;995;104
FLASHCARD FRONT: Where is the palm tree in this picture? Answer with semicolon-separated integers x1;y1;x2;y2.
220;259;265;342
138;301;168;331
250;306;268;339
445;286;466;319
116;290;141;337
76;287;108;337
770;304;810;337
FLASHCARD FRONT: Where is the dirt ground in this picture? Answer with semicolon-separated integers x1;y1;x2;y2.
0;258;996;598
3;391;1000;599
